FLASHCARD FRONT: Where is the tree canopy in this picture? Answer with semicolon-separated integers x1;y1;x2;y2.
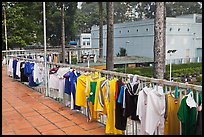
2;2;202;49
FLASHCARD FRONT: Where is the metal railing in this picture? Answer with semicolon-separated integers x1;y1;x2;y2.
166;57;202;65
4;51;202;135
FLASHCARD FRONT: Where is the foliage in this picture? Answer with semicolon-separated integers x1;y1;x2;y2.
116;47;127;57
2;2;43;49
116;62;202;81
2;2;77;49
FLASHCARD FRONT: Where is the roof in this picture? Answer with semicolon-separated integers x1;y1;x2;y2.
76;56;154;67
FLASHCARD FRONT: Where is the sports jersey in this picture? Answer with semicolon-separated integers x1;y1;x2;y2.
164;93;180;135
145;86;165;135
69;71;81;110
94;77;106;113
196;109;202;135
115;80;127;130
12;59;18;79
33;63;44;84
177;96;197;135
104;79;124;135
64;72;71;95
8;58;13;76
20;62;28;82
123;82;140;121
89;81;97;104
75;74;91;108
16;61;21;78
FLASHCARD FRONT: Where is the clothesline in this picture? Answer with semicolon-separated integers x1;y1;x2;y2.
8;54;202;92
6;55;202;135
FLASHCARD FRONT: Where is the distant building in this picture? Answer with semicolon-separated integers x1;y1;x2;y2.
91;14;202;64
76;33;91;55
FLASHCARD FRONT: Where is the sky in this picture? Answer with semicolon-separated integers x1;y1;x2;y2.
77;2;83;9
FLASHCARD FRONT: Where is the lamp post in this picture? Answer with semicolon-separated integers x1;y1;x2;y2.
125;41;130;74
167;49;177;81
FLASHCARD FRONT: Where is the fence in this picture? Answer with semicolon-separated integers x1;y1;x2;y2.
3;50;202;135
166;57;202;65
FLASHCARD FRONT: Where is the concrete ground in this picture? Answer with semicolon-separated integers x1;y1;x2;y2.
2;66;105;135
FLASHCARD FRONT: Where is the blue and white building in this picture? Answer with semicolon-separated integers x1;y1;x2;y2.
91;14;202;64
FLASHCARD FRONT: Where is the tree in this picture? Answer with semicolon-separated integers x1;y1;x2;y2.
106;2;114;70
99;2;103;59
61;3;65;63
116;47;127;57
153;2;166;79
2;2;43;49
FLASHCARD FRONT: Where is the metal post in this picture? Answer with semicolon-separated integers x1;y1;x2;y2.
3;6;8;71
169;53;171;81
69;51;71;64
43;2;48;97
87;52;90;68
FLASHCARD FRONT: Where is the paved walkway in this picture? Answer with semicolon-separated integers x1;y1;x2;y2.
2;66;105;135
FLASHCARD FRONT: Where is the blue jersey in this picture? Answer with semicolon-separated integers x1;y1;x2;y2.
70;71;81;110
12;59;18;79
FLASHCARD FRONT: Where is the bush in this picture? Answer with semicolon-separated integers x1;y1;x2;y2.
196;76;202;82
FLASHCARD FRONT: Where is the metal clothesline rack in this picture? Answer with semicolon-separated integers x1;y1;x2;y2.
7;54;202;135
8;55;202;92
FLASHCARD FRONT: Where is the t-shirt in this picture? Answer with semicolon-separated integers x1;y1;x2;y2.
177;96;197;135
115;80;127;131
164;93;180;135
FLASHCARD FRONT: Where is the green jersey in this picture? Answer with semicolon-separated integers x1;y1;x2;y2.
177;96;197;135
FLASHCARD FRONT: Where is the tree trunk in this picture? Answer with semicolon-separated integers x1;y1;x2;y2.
153;2;166;79
61;3;65;63
106;2;114;70
99;2;103;59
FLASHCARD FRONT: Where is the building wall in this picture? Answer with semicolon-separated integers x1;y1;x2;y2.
78;33;91;54
91;14;202;60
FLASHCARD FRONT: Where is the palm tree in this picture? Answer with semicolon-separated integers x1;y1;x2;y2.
106;2;114;70
153;2;166;79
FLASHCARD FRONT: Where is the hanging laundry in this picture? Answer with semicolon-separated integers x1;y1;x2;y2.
177;91;197;135
164;92;180;135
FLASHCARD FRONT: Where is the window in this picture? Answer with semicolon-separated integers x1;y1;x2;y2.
146;28;149;31
169;28;172;31
83;42;86;45
119;30;122;33
178;28;180;31
136;29;139;32
187;28;190;31
87;41;90;45
127;30;130;32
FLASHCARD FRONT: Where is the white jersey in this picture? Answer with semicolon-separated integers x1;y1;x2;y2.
16;61;21;78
